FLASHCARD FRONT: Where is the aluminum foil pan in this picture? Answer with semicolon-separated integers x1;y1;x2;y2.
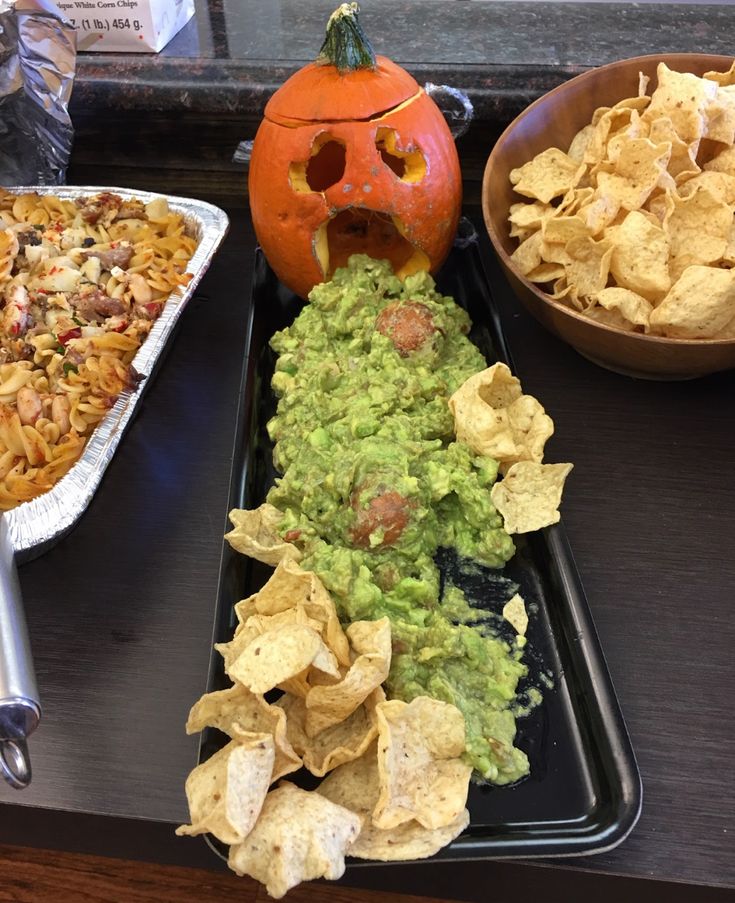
3;186;229;560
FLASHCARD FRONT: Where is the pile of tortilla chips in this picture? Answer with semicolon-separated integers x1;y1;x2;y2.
178;556;472;899
178;359;571;897
449;362;572;534
508;61;735;339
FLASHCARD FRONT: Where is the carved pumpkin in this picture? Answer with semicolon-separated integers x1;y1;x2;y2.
248;2;462;299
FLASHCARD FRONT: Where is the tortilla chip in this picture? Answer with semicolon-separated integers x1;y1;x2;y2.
664;186;733;281
217;607;322;672
591;287;653;331
643;62;716;144
542;215;589;245
591;104;611;127
567;124;594;163
227;782;361;899
302;572;352;668
525;262;565;284
565;235;614;300
176;730;275;845
509;201;552;231
215;620;265;671
502;593;528;636
647;116;700;180
449;363;554;469
595;138;671;211
705;88;735;146
677;170;735;205
510;148;585;203
304;617;391;737
225;504;301;566
607;211;670;300
550;276;571;301
704;61;735;88
373;697;471;831
614;95;651;114
647;189;676;226
510;229;543;276
578;193;621;235
557;186;594;215
704;144;735;175
223;623;340;694
584;109;620;165
722;220;735;265
508;225;535;243
696;137;729;169
649;265;735;338
318;746;470;861
539;238;571;267
714;312;735;338
490;461;573;535
280;687;384;777
240;607;323;641
185;684;301;782
606;111;650;162
241;558;311;617
235;560;351;667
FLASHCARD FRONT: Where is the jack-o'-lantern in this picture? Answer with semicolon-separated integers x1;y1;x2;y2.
248;2;462;299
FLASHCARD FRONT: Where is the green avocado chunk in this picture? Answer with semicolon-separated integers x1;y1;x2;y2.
266;254;533;784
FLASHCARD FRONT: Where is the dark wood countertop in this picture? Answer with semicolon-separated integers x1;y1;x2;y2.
0;203;732;899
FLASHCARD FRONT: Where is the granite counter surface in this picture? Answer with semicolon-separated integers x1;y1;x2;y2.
70;0;735;120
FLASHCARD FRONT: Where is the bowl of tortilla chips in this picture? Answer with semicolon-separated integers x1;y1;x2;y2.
482;53;735;379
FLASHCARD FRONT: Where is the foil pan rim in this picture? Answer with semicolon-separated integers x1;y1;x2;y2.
3;186;230;558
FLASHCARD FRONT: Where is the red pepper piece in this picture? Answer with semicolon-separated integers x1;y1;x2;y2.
58;327;82;345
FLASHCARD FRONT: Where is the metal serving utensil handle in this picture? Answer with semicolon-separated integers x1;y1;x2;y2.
0;518;40;789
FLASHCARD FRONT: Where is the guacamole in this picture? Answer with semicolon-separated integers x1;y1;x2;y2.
266;255;532;784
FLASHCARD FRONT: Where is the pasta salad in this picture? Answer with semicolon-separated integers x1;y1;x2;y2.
0;190;197;511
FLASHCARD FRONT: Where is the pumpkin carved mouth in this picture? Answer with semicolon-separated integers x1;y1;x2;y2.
315;209;431;281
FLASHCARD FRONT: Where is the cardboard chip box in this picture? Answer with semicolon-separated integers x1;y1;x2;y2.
55;0;194;52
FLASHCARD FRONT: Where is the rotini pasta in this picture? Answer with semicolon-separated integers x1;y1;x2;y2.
0;189;197;510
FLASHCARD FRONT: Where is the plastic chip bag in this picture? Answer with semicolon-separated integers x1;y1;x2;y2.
0;0;76;185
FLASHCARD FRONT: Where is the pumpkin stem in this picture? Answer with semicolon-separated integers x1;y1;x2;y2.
317;3;377;74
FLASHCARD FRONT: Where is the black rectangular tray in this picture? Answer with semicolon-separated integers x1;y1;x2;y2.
199;229;642;862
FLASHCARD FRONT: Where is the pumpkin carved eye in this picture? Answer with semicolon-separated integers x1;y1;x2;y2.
375;127;426;183
289;134;346;193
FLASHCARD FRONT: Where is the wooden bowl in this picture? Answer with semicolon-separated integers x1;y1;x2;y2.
482;53;735;380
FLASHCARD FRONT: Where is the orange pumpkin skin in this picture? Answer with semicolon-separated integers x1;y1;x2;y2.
249;89;461;300
265;54;420;125
249;5;463;302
